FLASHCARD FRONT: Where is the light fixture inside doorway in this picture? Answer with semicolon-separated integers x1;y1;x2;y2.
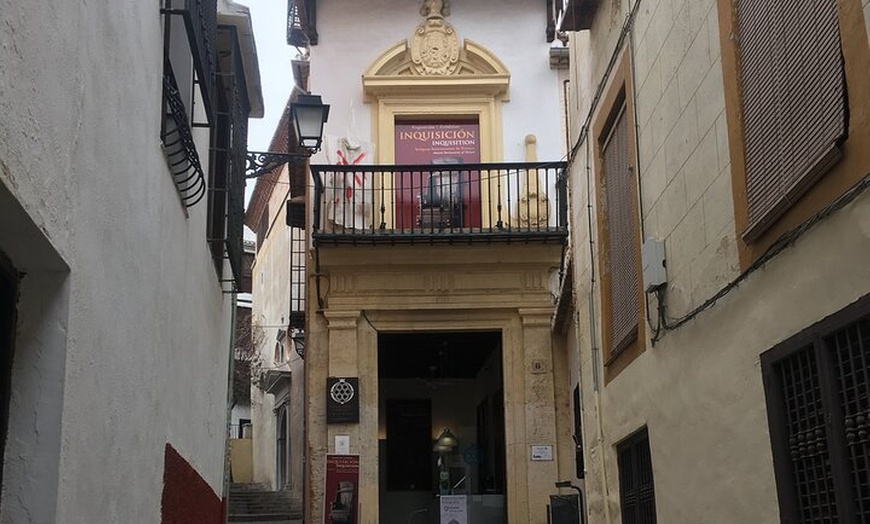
433;428;458;452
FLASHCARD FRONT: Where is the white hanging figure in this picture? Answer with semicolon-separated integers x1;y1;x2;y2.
324;100;375;230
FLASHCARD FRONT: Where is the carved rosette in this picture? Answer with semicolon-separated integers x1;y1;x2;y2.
410;13;460;75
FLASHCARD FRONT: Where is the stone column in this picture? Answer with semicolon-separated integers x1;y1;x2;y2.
321;309;379;524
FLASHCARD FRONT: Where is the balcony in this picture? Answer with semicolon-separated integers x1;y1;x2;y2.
311;161;567;245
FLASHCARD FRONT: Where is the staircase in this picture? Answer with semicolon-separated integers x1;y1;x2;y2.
228;483;302;523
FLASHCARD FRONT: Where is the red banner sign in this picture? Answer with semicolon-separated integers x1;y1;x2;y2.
324;454;360;524
393;121;482;229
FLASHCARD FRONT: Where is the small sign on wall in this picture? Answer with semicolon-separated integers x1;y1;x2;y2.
327;377;360;424
439;495;468;524
530;445;554;461
335;435;350;455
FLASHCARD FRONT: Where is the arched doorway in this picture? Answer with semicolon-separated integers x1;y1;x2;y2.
276;405;290;489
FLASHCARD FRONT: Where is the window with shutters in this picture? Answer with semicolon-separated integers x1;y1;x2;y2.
256;203;270;253
593;49;645;382
617;427;657;524
734;0;847;242
762;294;870;523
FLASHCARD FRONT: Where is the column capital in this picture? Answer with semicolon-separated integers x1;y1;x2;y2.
518;308;553;327
323;310;362;330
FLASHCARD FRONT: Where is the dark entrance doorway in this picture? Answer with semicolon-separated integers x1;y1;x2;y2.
378;331;506;524
0;252;19;498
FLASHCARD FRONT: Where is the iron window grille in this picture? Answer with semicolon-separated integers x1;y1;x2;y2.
762;294;870;522
161;0;217;119
287;0;318;47
209;25;250;289
287;201;306;332
161;65;207;207
617;427;657;524
555;0;601;32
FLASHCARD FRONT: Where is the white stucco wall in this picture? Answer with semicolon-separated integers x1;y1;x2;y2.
251;167;292;490
308;0;564;163
249;166;306;505
0;2;236;522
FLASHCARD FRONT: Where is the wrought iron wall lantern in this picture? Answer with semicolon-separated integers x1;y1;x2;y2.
245;94;330;179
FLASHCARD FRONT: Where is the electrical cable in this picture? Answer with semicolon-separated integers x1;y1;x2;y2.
655;174;870;334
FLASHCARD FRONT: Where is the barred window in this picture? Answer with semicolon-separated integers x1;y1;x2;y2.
617;427;657;524
762;295;870;522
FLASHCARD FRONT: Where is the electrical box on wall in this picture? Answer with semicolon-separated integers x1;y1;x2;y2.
642;238;667;292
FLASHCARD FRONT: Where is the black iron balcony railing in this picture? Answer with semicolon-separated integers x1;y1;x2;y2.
311;161;568;245
162;64;206;207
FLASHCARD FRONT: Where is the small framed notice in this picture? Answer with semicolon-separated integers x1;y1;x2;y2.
335;435;350;455
530;445;554;461
440;495;467;524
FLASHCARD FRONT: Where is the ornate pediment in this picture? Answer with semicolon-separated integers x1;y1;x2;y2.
362;1;510;99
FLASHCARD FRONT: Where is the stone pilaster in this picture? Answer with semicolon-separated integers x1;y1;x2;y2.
520;307;559;523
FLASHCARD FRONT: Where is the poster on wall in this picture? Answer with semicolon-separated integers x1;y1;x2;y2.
439;494;468;524
324;454;360;524
393;121;481;229
323;135;375;230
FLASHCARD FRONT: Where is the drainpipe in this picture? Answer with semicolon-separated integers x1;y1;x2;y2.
584;128;613;524
222;291;238;524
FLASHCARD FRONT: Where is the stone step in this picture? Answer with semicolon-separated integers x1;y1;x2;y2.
227;483;301;522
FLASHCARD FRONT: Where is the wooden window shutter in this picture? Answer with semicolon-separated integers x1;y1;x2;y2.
737;0;846;241
602;105;640;356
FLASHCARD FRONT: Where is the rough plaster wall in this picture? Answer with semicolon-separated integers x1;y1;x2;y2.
600;191;870;524
1;1;233;522
251;387;278;487
309;0;563;163
565;1;870;522
0;271;69;524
